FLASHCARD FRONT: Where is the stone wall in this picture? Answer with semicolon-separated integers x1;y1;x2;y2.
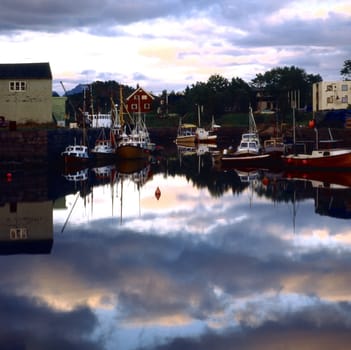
0;129;48;163
0;128;103;165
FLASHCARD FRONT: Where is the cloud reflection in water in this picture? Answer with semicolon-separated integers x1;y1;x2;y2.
2;172;351;349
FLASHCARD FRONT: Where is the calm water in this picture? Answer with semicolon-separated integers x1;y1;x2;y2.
1;144;351;350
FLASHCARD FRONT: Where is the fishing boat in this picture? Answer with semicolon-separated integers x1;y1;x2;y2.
218;106;283;169
116;124;154;159
61;144;91;170
282;127;351;169
282;148;351;169
61;98;92;168
115;88;155;160
91;90;129;161
175;121;197;144
263;137;285;157
225;106;262;156
219;107;286;170
90;128;116;162
195;108;220;143
196;126;217;143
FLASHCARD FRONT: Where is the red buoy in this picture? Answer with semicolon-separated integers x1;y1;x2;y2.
155;186;161;200
262;177;269;186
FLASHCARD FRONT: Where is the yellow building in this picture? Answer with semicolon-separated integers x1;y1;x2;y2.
0;62;53;124
312;81;351;112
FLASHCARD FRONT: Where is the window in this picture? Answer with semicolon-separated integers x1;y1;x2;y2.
327;96;334;104
144;103;150;110
141;95;148;100
131;104;138;110
342;96;348;103
10;228;28;240
326;84;333;92
341;84;348;91
9;80;27;92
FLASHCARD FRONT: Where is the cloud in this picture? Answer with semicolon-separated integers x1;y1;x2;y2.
2;0;349;92
0;291;103;349
2;168;351;348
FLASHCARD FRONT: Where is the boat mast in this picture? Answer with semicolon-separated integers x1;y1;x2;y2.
118;86;125;127
248;106;257;133
197;104;201;127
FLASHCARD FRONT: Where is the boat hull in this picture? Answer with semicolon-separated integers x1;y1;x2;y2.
176;135;196;144
196;135;217;143
116;145;150;159
282;149;351;169
220;153;282;170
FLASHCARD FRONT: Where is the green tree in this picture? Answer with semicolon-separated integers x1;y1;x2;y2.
228;77;251;112
341;59;351;80
251;66;321;117
207;74;229;92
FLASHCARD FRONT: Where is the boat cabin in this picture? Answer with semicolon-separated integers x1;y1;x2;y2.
236;132;262;155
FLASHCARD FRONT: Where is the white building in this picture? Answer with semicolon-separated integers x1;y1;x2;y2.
312;81;351;112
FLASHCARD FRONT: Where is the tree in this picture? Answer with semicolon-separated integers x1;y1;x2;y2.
251;66;322;116
206;74;229;92
228;77;251;112
340;59;351;80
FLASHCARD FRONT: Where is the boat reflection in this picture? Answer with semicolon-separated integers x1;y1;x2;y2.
4;146;351;349
63;167;89;182
1;152;351;256
281;170;351;219
61;158;153;226
176;142;217;157
220;166;351;220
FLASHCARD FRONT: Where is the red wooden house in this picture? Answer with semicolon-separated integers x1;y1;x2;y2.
126;86;155;114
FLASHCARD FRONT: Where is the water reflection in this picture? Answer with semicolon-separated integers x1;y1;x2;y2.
1;149;351;349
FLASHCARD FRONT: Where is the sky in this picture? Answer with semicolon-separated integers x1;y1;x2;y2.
1;0;350;95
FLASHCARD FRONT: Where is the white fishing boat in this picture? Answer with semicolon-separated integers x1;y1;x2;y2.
220;107;263;165
61;144;91;170
195;108;220;143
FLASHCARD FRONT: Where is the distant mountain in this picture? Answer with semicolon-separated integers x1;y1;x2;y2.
65;84;89;96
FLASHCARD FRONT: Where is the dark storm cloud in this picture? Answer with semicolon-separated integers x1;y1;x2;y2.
233;13;351;48
143;303;351;350
0;0;188;33
0;291;103;349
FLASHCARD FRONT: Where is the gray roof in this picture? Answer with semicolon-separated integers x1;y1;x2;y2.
0;62;52;79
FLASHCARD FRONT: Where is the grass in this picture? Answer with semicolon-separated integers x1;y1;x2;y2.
3;110;314;131
144;111;314;129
